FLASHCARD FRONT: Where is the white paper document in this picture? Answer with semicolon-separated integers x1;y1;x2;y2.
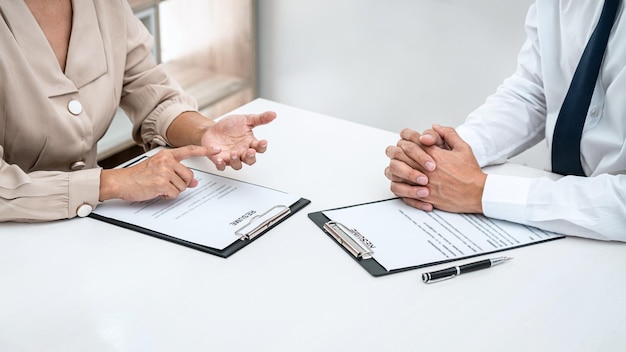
323;199;564;271
92;169;301;250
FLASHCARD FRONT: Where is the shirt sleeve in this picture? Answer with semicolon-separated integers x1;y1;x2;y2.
0;147;101;222
117;0;199;150
456;4;546;168
483;173;626;241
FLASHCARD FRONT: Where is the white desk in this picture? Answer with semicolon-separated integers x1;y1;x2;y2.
2;99;626;352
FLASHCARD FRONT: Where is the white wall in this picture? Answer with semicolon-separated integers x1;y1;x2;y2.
257;0;547;167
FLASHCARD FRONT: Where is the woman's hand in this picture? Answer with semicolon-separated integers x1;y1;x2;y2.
200;111;277;170
99;145;217;202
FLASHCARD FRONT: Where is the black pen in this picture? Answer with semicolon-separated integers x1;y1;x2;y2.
421;256;513;283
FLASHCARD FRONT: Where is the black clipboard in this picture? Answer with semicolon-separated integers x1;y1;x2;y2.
89;153;310;258
308;198;565;277
92;197;310;258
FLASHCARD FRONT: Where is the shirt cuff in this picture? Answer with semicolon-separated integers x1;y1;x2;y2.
482;174;532;224
68;167;101;218
154;102;197;143
139;100;198;149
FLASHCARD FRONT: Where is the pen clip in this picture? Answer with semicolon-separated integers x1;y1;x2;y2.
323;221;374;259
235;205;290;240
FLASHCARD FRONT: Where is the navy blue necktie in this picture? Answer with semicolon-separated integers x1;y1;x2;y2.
551;0;621;176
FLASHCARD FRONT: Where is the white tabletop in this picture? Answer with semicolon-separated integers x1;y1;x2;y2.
2;99;626;352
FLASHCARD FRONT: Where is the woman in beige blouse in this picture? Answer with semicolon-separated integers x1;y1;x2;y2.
0;0;275;222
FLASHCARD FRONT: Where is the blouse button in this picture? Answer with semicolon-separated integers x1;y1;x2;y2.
76;203;93;218
70;161;86;171
68;100;83;115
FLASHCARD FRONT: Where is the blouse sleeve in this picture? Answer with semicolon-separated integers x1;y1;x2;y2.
0;146;101;222
117;0;199;150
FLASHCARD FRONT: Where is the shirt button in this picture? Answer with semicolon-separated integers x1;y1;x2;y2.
68;100;83;115
76;203;93;218
589;107;598;117
70;161;86;171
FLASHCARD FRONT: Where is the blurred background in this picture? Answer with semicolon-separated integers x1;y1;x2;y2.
105;0;544;168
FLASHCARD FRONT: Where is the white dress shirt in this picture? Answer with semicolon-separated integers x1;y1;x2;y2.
456;0;626;241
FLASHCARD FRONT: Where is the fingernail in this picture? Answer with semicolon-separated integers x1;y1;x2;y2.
416;176;428;185
417;189;428;197
425;161;435;171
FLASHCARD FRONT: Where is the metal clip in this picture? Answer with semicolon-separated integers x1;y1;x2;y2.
235;205;290;240
323;221;374;259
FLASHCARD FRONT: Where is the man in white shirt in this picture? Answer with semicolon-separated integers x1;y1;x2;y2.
384;0;625;241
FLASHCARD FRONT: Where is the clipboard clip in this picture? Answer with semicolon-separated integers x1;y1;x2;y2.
323;221;375;259
235;205;291;240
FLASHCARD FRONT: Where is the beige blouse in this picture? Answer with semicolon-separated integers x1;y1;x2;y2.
0;0;197;222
